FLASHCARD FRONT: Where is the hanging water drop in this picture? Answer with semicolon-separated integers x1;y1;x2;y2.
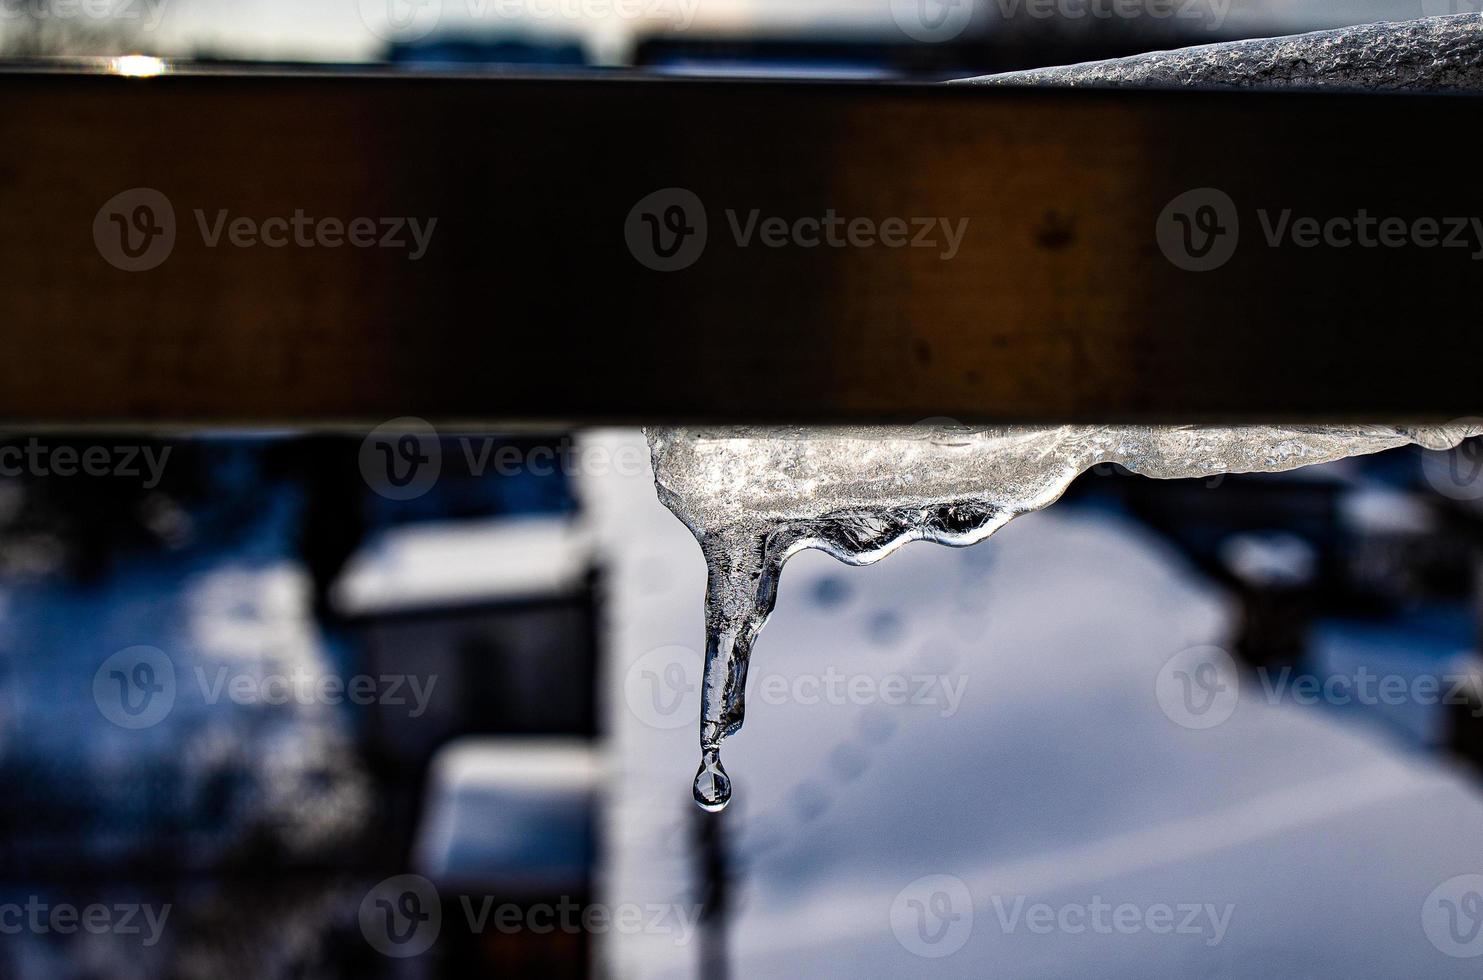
648;423;1483;812
693;749;731;812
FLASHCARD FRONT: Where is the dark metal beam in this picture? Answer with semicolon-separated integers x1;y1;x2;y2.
0;67;1480;425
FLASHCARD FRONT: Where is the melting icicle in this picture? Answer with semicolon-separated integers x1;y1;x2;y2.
646;423;1482;811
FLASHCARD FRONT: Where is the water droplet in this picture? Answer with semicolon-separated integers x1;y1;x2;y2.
693;750;731;812
649;424;1480;810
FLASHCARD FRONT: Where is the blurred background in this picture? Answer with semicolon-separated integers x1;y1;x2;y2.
1;0;1476;75
7;0;1483;976
1;427;1483;977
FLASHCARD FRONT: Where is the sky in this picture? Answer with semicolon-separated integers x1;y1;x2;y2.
40;0;1455;64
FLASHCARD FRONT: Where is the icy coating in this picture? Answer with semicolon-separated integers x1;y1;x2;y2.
647;423;1481;812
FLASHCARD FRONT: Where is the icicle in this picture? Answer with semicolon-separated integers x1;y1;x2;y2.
648;423;1481;811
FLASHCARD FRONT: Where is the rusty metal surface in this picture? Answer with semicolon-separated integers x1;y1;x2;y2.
0;67;1480;425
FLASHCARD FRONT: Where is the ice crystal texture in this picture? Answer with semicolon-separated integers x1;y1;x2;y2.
647;423;1480;810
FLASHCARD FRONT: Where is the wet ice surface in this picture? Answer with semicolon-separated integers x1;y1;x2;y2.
953;13;1483;92
584;429;1483;978
647;423;1482;811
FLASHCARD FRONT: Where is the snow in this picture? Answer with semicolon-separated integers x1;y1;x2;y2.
583;428;1483;979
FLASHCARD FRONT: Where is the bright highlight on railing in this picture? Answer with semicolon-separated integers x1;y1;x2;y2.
110;56;167;79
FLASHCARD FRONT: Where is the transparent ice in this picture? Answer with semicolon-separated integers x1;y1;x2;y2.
646;423;1481;811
